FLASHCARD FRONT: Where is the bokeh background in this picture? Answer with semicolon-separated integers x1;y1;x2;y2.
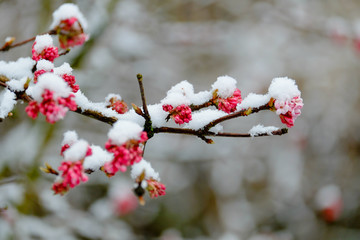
1;0;360;239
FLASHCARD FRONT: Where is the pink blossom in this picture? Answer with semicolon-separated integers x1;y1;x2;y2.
103;132;148;176
52;180;70;195
52;160;88;195
60;74;79;93
32;42;59;62
113;192;138;216
163;104;192;125
58;160;88;188
274;95;303;128
215;88;242;113
107;97;128;114
55;17;88;49
146;179;166;198
25;101;40;119
26;89;77;123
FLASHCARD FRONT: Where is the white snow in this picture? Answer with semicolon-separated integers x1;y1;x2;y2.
147;104;168;128
26;73;72;101
74;90;126;120
0;57;35;80
211;75;237;98
185;109;226;130
33;34;55;53
108;120;144;145
190;90;212;105
36;60;54;71
50;3;88;30
0;89;16;118
131;159;160;181
63;139;89;161
105;93;122;102
83;145;113;171
53;62;72;76
315;184;341;209
248;124;279;137
161;80;194;106
268;77;301;102
7;77;28;92
237;93;271;110
61;130;78;146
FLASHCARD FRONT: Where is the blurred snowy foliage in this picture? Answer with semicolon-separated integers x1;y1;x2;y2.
1;0;360;239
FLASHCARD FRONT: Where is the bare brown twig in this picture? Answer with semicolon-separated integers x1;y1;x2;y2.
0;30;56;52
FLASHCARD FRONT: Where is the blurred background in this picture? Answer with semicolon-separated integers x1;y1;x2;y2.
1;0;360;239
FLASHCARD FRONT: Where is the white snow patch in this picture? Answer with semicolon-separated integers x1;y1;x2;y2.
105;93;122;102
36;59;54;71
26;73;72;101
0;89;16;118
0;57;35;80
33;34;54;53
108;120;144;145
315;184;341;210
248;124;279;137
161;80;194;106
131;159;160;181
83;145;113;171
212;75;237;98
63;139;89;161
50;3;88;30
53;62;72;76
237;93;270;110
186;109;226;130
7;77;28;92
147;104;168;128
268;77;301;102
61;130;78;146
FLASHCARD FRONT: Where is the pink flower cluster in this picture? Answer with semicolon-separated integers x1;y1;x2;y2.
52;160;88;195
274;96;303;128
162;104;192;125
32;42;59;62
103;132;148;176
106;97;128;114
56;17;88;49
146;179;166;198
113;192;138;216
53;138;92;195
60;74;79;93
25;89;77;123
214;88;242;113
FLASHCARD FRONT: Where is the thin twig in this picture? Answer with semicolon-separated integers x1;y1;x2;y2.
203;104;271;131
0;30;56;52
153;126;288;138
136;74;150;121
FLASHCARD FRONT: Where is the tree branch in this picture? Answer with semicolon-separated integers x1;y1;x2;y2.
1;76;287;142
0;30;56;52
203;104;271;131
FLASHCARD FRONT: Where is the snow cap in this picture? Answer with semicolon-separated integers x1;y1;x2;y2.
108;120;144;145
50;3;88;30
